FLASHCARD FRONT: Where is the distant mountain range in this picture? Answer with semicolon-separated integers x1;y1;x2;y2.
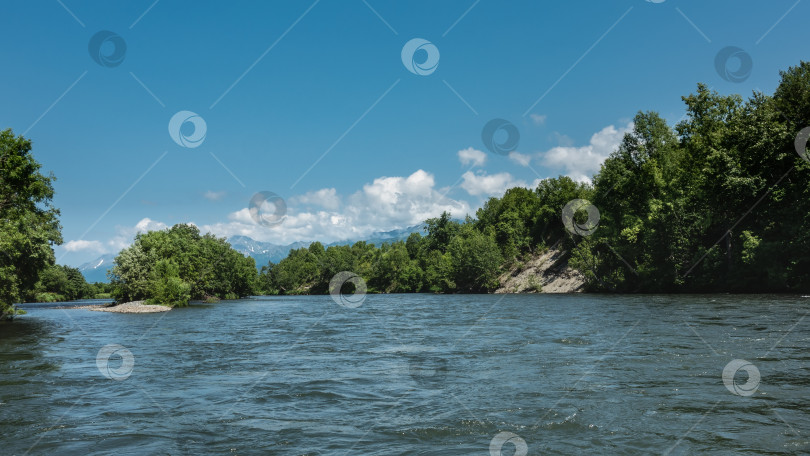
77;224;425;283
77;253;117;284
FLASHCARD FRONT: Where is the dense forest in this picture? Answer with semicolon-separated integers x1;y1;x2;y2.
259;62;810;295
2;62;809;317
255;181;588;295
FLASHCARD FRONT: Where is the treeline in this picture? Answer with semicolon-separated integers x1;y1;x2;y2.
3;62;809;319
261;62;810;295
29;264;112;302
257;177;591;295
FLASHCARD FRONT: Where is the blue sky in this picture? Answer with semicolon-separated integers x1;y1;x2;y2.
1;0;807;266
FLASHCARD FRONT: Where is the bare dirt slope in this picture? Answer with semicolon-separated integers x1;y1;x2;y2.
495;244;585;294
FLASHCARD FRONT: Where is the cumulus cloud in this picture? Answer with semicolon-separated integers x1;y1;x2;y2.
289;188;340;211
61;218;171;257
457;147;487;167
61;171;475;253
460;171;527;197
63;240;105;253
202;169;472;244
530;114;547;126
204;190;226;201
106;218;170;252
508;151;532;167
542;122;632;182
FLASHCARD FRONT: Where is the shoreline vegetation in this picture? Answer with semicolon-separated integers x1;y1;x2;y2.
3;62;810;318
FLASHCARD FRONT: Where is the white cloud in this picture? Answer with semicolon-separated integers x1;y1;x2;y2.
508;151;532;167
62;218;172;259
460;171;527;197
202;169;472;244
63;240;105;253
204;190;226;201
457;147;487;167
542;122;632;182
530;114;547;126
133;218;168;233
107;218;170;252
289;188;340;210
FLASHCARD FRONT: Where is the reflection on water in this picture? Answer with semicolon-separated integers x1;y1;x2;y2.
1;294;809;455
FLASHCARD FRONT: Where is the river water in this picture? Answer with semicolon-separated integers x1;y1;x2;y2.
1;294;809;455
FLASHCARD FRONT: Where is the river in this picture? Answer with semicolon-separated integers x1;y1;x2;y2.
2;294;808;455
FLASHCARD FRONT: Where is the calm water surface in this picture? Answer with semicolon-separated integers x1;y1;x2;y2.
1;294;809;455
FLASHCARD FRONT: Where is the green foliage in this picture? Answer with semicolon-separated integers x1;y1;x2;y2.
0;129;62;318
146;259;191;307
423;212;460;253
259;61;810;295
448;226;503;292
30;264;92;302
110;224;255;306
527;275;543;293
571;61;810;292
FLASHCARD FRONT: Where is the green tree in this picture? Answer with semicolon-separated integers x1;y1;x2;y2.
32;264;91;301
110;224;255;305
0;130;62;319
423;212;460;253
448;226;503;292
147;259;191;307
369;241;422;292
271;246;319;294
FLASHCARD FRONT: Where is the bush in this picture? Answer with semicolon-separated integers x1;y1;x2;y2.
34;292;63;302
146;260;191;307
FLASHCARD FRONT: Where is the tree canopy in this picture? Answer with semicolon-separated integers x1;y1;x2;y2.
571;62;810;292
259;61;810;295
0;129;62;319
109;224;256;306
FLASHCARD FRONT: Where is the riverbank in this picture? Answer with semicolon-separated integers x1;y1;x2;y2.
496;245;585;293
78;301;171;313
